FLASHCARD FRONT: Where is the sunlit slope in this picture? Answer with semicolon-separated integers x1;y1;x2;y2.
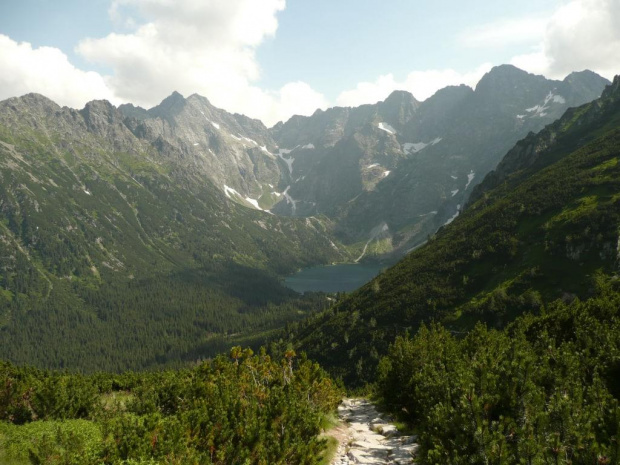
291;76;620;384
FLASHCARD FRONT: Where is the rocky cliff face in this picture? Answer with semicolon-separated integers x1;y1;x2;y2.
269;65;610;259
119;92;284;211
0;91;352;370
470;74;620;205
0;92;348;282
0;66;609;266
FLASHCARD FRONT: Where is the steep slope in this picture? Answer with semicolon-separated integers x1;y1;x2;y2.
271;66;609;259
120;92;286;211
0;93;349;372
289;75;620;384
269;90;420;222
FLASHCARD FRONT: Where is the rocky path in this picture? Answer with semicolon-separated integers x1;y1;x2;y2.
330;398;418;464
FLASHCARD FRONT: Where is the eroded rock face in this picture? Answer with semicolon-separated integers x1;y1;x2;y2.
332;399;418;465
270;66;610;257
120;92;283;211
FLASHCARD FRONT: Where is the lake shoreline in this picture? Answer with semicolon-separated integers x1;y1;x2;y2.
283;262;388;294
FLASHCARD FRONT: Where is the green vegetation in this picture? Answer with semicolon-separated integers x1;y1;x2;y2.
0;99;348;372
0;348;342;464
317;436;339;465
286;78;620;385
1;76;620;465
377;277;620;464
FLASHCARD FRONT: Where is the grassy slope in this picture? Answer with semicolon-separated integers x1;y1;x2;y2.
290;79;620;385
0;100;350;372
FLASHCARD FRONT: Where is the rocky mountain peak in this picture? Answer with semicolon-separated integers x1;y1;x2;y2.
80;100;124;133
19;92;61;108
601;75;620;100
382;90;418;108
419;84;473;113
475;64;541;96
562;70;611;101
148;91;187;120
378;90;419;127
2;93;61;116
118;103;149;120
187;93;212;107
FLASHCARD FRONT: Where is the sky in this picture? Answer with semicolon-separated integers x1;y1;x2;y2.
0;0;619;126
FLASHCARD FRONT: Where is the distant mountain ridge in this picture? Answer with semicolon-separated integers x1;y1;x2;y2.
0;64;610;372
287;73;620;384
0;91;347;371
268;65;610;259
100;65;611;263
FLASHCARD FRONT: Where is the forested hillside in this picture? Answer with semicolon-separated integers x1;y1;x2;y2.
0;94;348;372
289;76;620;384
377;277;620;464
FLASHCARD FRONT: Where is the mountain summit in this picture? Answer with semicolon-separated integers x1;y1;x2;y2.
269;66;610;260
289;73;620;384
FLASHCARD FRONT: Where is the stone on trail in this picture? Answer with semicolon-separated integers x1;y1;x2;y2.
330;398;417;464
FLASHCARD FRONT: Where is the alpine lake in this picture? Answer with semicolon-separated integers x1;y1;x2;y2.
283;263;386;294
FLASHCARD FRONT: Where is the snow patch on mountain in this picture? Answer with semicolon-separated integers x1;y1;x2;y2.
526;91;565;118
277;149;295;175
382;170;391;178
282;185;297;215
465;170;476;190
403;142;428;154
301;143;315;150
245;197;263;210
259;145;273;157
199;110;221;130
223;185;240;199
444;205;461;225
451;189;459;197
402;137;442;154
378;122;396;135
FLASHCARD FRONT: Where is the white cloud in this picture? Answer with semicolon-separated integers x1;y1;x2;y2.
73;0;326;126
336;63;493;107
511;0;620;80
0;34;116;108
337;0;620;109
1;0;618;127
266;81;330;124
459;17;547;48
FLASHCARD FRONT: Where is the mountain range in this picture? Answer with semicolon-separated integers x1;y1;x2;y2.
0;92;346;371
116;64;610;261
290;74;620;384
0;64;612;373
269;65;610;258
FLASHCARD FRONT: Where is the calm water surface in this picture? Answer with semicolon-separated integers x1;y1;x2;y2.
284;263;384;293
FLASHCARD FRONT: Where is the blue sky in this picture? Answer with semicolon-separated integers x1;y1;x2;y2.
256;0;557;99
0;0;617;125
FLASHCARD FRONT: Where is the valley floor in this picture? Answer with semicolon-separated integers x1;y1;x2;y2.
330;398;418;465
